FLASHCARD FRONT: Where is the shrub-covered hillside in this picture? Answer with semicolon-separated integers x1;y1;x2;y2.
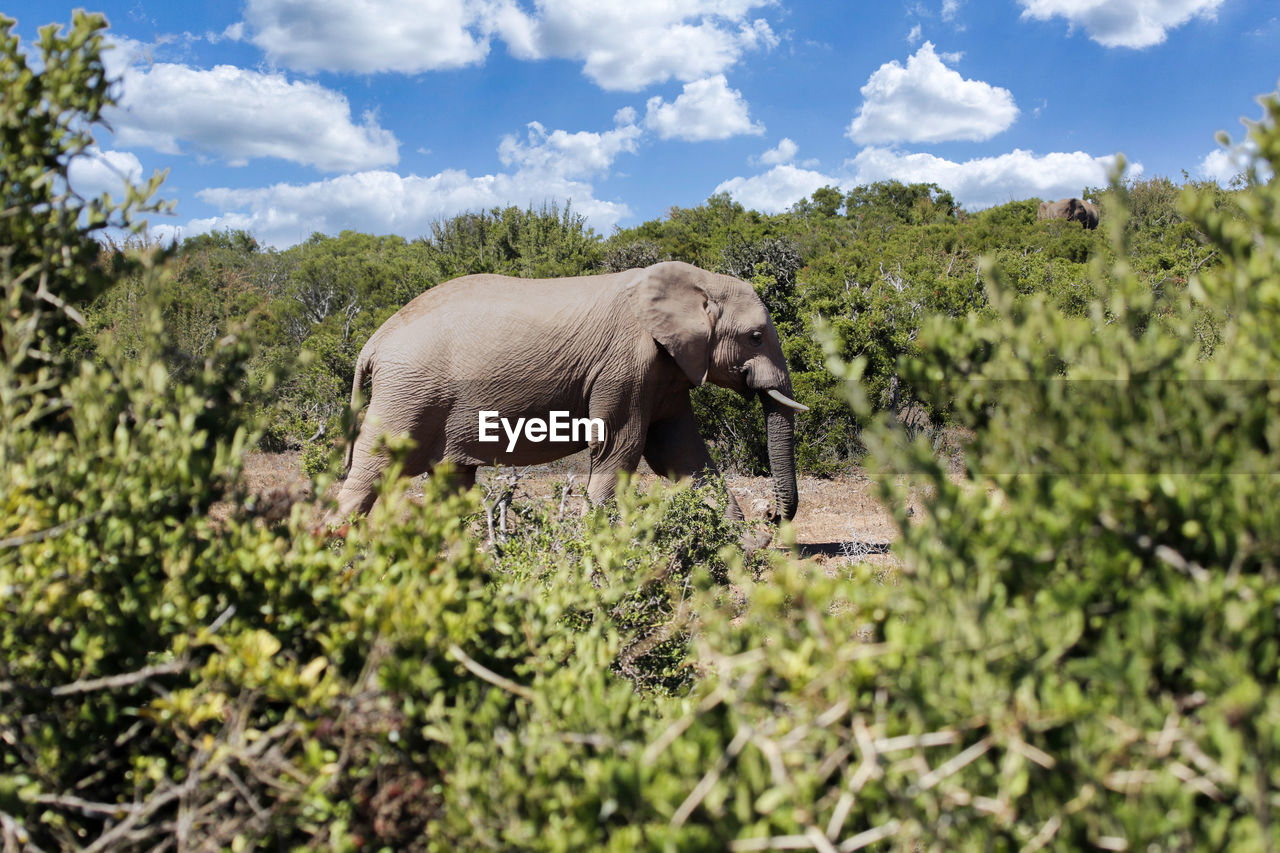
3;13;1278;852
73;125;1236;477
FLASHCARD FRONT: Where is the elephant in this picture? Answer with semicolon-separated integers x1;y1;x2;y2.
1037;197;1099;229
334;260;807;527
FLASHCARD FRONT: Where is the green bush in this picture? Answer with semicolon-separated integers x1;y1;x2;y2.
601;238;666;272
489;477;760;693
425;202;604;279
817;97;1280;848
0;12;165;395
6;12;1279;851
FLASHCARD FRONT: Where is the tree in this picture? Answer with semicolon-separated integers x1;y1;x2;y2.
721;235;803;329
180;228;260;255
601;238;665;272
424;203;602;279
809;185;844;218
845;180;956;231
0;12;165;403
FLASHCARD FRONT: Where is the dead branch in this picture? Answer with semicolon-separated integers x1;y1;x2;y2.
838;821;900;852
0;660;185;698
1;808;48;853
447;643;534;701
0;508;108;550
671;724;753;828
914;736;994;792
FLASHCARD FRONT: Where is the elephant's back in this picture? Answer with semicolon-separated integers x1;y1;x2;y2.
367;270;636;386
381;271;622;332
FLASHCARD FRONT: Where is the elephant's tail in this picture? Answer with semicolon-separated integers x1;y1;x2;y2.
343;347;373;473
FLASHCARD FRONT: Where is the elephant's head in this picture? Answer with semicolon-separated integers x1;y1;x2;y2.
629;261;805;521
1072;198;1099;229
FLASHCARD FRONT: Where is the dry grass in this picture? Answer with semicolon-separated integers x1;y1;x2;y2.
233;450;917;575
209;451;313;525
239;451;312;497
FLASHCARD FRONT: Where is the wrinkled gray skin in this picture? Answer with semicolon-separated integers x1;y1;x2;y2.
1038;197;1099;229
335;261;802;527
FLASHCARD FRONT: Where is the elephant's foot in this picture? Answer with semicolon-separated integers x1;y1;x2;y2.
309;519;351;542
740;526;774;555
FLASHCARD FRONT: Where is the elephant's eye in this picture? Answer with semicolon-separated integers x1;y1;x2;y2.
749;330;764;346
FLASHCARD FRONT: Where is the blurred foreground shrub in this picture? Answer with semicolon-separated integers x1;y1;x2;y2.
817;100;1280;847
4;14;1280;852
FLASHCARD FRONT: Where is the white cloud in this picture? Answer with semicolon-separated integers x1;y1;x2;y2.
847;41;1018;144
1199;139;1268;185
757;137;798;166
175;115;640;247
102;35;150;80
241;0;492;73
716;143;1134;214
498;114;643;177
499;0;780;91
847;146;1138;209
1017;0;1224;48
1198;148;1246;185
644;75;764;141
714;164;835;213
218;22;245;42
535;5;778;91
67;147;145;200
941;0;962;21
183;170;629;249
108;63;399;171
234;0;778;91
907;24;923;44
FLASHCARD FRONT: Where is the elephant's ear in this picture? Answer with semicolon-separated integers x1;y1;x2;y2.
628;264;720;386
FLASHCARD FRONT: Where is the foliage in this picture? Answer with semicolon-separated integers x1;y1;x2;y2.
492;476;758;692
73;148;1236;479
817;96;1280;848
601;238;666;272
721;234;803;329
424;202;603;280
5;12;1280;852
690;384;770;474
844;180;957;232
0;11;165;399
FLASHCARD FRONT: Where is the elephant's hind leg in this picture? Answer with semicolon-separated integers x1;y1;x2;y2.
332;399;427;514
335;400;447;518
335;428;387;518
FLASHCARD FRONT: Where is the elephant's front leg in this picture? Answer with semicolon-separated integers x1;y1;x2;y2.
585;418;647;507
642;404;744;521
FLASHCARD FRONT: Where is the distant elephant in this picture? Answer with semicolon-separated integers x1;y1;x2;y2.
1038;197;1099;229
335;261;807;526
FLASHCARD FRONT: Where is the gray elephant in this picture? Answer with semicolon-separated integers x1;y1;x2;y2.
335;261;807;526
1038;197;1099;229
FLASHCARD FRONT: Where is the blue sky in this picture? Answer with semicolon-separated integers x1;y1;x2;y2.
16;0;1279;247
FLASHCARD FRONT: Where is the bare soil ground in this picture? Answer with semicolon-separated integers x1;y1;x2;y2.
237;450;920;575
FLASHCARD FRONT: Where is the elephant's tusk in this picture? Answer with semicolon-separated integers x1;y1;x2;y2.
766;389;809;412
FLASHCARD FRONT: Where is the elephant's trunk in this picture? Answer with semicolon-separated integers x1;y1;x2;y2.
760;390;799;522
